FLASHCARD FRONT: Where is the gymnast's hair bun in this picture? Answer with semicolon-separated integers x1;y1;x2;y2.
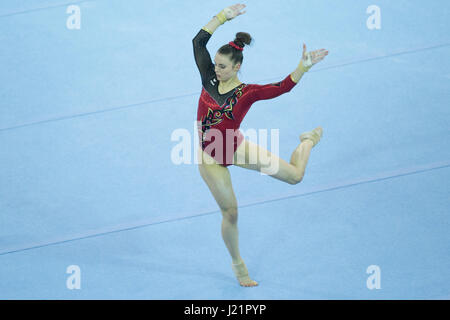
234;32;252;48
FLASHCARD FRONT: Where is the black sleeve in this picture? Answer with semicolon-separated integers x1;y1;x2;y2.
192;29;215;84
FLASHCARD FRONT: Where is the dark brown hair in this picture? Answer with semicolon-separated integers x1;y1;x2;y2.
217;32;253;69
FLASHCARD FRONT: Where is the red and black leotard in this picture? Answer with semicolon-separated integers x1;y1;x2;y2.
192;28;298;167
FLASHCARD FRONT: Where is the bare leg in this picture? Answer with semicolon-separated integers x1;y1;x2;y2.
220;208;257;287
289;139;314;181
233;125;322;185
290;125;324;179
198;148;258;287
221;209;242;264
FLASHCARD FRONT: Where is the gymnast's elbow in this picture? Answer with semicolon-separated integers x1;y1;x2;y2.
192;34;200;45
192;31;205;46
284;85;294;93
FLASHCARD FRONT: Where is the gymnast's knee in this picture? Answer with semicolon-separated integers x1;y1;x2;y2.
289;171;304;185
221;207;238;224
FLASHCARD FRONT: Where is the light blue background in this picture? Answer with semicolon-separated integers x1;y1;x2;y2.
0;0;449;299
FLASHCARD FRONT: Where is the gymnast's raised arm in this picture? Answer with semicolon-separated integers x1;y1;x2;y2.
192;4;247;81
290;44;329;83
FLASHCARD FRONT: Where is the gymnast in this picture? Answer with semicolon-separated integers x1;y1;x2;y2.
192;3;328;287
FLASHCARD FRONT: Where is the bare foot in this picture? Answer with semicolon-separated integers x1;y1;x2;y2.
300;126;323;147
232;260;258;287
238;277;259;287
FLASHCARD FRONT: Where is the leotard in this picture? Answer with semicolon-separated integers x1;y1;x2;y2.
193;28;298;166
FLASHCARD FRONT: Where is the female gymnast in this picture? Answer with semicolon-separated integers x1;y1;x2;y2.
192;4;328;287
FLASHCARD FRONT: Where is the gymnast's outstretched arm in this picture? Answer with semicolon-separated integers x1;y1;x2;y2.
290;44;329;83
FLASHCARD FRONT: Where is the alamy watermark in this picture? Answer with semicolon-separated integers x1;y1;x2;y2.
66;265;81;290
171;121;280;175
66;5;81;30
366;265;381;290
367;5;381;30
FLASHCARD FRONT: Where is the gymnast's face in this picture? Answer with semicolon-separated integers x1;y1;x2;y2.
214;53;240;82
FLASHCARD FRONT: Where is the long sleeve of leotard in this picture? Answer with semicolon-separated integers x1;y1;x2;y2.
249;74;298;102
192;28;215;84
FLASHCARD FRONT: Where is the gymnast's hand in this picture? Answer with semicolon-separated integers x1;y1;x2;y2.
222;3;247;21
300;44;329;72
